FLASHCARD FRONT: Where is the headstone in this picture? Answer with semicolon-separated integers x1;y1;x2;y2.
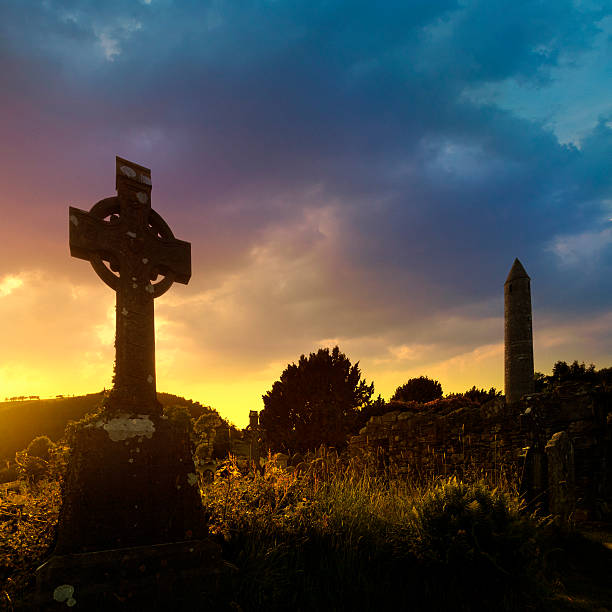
519;444;547;511
34;158;224;609
545;430;576;522
248;410;260;468
519;403;547;511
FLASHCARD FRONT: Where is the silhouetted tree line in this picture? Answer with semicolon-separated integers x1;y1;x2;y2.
257;347;509;454
534;360;612;391
4;396;40;402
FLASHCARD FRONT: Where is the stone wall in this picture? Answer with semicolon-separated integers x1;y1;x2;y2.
349;382;612;519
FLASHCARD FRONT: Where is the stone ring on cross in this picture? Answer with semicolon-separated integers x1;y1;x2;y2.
76;195;182;297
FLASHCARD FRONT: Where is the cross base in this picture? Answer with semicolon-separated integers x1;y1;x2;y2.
33;539;229;610
54;414;207;553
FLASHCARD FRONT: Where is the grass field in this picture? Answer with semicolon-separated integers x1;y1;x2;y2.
2;448;610;610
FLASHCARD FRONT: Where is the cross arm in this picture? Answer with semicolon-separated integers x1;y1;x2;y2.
69;201;121;290
149;236;191;285
69;199;120;262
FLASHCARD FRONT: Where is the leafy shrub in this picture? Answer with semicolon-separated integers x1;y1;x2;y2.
0;464;18;484
534;360;605;391
0;481;61;604
163;404;193;431
447;386;502;404
25;436;53;460
14;436;68;485
409;478;541;607
201;453;545;611
391;376;443;403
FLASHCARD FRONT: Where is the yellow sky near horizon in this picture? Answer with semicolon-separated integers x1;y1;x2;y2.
2;268;611;428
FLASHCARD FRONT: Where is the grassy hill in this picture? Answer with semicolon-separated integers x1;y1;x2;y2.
0;392;211;460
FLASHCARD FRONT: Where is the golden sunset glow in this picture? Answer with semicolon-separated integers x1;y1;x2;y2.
2;259;610;427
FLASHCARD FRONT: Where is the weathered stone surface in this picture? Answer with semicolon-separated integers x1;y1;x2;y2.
34;158;217;607
248;410;261;467
34;539;226;610
58;158;204;553
349;383;611;518
545;430;575;521
55;415;206;554
69;157;191;415
504;258;534;404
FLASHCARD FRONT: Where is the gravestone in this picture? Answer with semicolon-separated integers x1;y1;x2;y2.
248;410;261;468
34;158;223;609
545;430;576;522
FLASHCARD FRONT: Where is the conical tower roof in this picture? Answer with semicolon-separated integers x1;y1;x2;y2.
505;258;529;284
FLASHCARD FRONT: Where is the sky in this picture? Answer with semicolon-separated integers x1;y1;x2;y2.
1;1;612;427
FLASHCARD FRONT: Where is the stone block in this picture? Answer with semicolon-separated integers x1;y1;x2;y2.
545;431;576;522
34;538;226;610
55;414;206;554
382;411;399;423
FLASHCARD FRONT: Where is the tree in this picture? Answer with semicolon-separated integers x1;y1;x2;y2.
15;435;58;484
552;360;596;383
26;435;54;460
534;360;599;391
260;346;374;453
391;376;443;403
446;386;502;404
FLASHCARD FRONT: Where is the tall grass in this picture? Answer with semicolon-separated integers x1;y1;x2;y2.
0;448;563;610
202;450;548;611
0;480;61;608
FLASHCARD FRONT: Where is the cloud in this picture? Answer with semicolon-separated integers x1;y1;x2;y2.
0;274;24;297
547;226;612;268
2;1;612;422
97;31;121;61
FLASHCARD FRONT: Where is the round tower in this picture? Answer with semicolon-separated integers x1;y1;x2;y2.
504;258;534;404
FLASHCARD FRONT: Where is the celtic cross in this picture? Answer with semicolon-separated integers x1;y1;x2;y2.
69;157;191;414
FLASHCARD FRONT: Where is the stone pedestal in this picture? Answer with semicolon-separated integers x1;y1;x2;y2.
54;413;206;553
31;413;225;609
33;539;226;610
519;444;548;511
545;430;576;522
45;158;225;609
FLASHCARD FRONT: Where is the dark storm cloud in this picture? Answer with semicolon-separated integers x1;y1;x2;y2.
2;0;611;332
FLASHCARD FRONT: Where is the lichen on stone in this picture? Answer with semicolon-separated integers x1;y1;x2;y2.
53;584;74;603
99;414;156;441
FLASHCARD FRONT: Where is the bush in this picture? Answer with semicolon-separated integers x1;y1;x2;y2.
534;360;603;391
14;436;68;485
409;479;539;598
447;386;502;404
0;481;61;603
391;376;443;403
201;455;546;611
25;436;53;460
0;464;18;484
261;346;375;453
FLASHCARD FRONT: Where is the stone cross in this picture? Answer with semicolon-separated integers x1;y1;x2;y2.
69;157;191;413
